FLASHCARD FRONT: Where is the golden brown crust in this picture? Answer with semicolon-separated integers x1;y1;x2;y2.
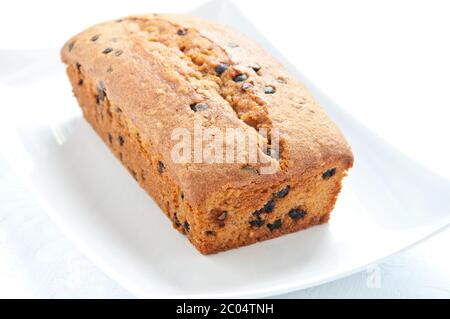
61;14;353;254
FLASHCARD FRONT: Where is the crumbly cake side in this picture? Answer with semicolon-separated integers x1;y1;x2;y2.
61;14;354;254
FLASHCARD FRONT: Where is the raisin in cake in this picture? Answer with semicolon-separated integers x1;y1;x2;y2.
61;14;353;254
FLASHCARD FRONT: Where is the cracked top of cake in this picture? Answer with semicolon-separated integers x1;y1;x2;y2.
61;14;353;209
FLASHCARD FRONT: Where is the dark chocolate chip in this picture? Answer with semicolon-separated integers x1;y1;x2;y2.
96;81;106;104
114;50;123;56
205;230;216;236
322;168;336;179
181;192;184;200
233;74;248;82
217;211;228;221
190;103;209;112
265;147;279;160
288;208;307;220
90;34;100;42
183;221;190;232
174;213;181;227
264;85;276;94
118;135;125;146
249;219;265;228
158;161;165;174
252;209;263;219
250;63;261;72
177;28;187;36
108;133;113;144
241;82;253;91
75;62;81;72
267;219;282;231
78;79;83;86
215;63;229;75
275;185;290;198
262;199;275;213
68;41;75;52
102;47;113;54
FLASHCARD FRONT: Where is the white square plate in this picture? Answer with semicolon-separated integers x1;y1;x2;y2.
0;1;449;298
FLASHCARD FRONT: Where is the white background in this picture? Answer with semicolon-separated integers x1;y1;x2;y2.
0;0;449;298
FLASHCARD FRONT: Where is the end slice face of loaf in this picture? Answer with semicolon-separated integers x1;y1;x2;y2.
61;14;354;254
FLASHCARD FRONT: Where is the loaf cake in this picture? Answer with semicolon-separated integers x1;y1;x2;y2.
61;14;353;254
